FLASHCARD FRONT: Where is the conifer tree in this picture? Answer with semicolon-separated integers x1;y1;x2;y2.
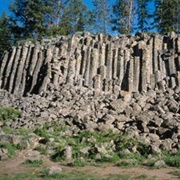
136;0;151;32
112;0;135;34
61;0;90;34
9;0;52;39
92;0;112;34
0;12;12;57
154;0;180;33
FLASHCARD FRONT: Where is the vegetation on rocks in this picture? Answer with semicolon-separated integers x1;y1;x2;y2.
0;106;21;122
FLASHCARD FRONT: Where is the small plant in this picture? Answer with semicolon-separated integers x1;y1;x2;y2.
163;150;180;167
169;170;180;178
114;134;151;158
116;159;138;167
0;107;21;121
107;174;130;180
24;159;43;167
0;143;17;157
68;158;88;167
1;173;37;180
134;174;151;180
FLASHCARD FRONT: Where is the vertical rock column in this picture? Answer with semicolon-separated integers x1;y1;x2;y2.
89;48;98;88
141;47;148;92
106;43;113;80
0;47;16;90
84;47;91;87
9;46;22;93
117;49;125;89
29;45;43;93
128;57;134;92
133;57;140;92
152;35;160;73
39;46;53;93
66;57;76;84
14;44;29;95
21;44;34;95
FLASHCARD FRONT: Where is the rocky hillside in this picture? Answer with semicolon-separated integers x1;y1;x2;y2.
0;32;180;96
0;32;179;154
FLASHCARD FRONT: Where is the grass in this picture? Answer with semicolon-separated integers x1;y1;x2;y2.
39;169;106;180
163;150;180;167
169;170;180;178
23;159;43;167
134;174;148;179
106;174;130;180
0;173;37;180
0;107;21;121
0;143;17;157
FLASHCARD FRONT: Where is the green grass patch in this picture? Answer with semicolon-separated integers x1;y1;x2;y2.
23;159;43;167
39;169;105;179
0;107;21;121
107;174;130;180
169;170;180;178
0;173;37;180
163;150;180;167
0;143;17;157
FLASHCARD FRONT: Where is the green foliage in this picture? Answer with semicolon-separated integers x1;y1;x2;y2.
136;0;151;32
24;159;43;167
68;158;88;167
39;169;105;180
116;159;138;167
1;173;37;180
0;107;21;121
112;0;135;34
154;0;180;33
92;0;112;34
114;134;151;157
9;0;52;39
0;12;12;57
134;174;149;180
0;143;17;157
163;150;180;167
169;171;180;178
107;174;130;180
60;0;90;34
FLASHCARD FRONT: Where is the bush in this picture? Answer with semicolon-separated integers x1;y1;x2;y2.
0;107;21;121
163;150;180;167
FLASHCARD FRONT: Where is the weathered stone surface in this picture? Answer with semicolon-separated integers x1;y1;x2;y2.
1;33;180;95
47;166;62;175
0;33;180;154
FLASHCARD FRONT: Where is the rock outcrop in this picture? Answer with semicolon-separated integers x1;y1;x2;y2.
0;32;179;153
0;32;180;96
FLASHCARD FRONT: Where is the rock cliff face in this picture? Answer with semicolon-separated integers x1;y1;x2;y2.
0;33;179;153
0;32;180;96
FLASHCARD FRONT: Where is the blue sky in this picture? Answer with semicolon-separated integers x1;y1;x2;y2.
0;0;116;16
0;0;99;16
0;0;11;16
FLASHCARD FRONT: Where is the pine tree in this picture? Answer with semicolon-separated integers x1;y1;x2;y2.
92;0;112;34
61;0;90;34
112;0;135;34
9;0;52;40
44;0;70;36
136;0;151;32
0;12;12;57
154;0;180;33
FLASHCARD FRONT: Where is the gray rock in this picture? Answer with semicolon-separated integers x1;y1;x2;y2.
47;166;62;176
154;160;166;167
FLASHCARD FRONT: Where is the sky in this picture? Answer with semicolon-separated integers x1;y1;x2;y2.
0;0;11;16
0;0;100;16
0;0;116;16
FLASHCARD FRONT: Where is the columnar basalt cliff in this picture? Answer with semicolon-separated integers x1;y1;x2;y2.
0;32;180;96
0;33;179;153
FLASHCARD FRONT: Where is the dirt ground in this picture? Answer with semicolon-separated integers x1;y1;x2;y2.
0;149;179;180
